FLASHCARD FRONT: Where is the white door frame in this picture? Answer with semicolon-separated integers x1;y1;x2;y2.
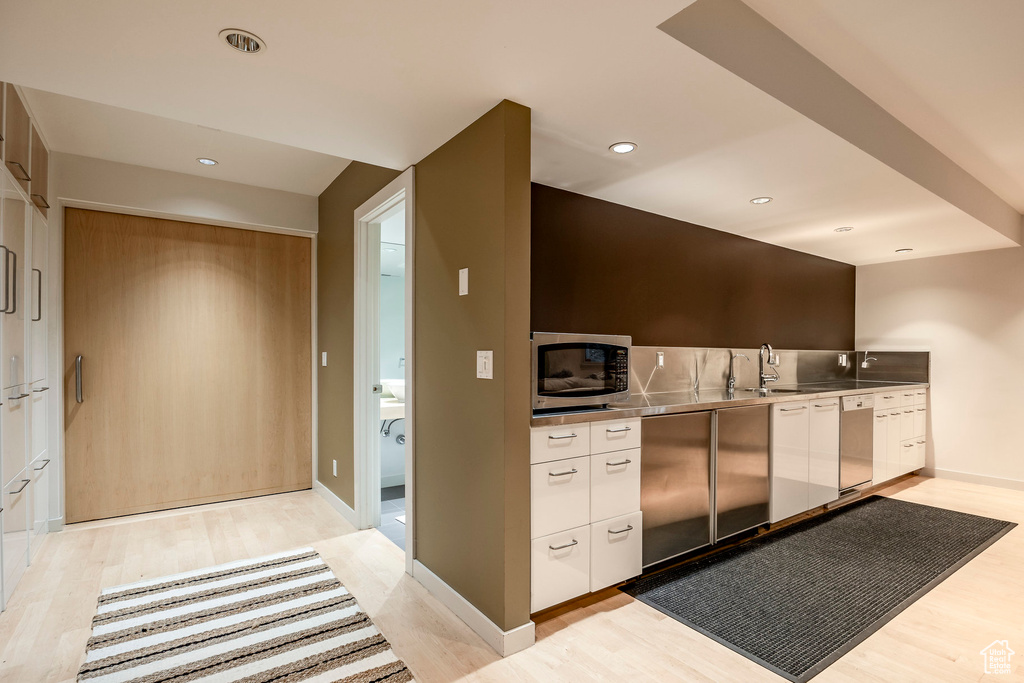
353;167;415;574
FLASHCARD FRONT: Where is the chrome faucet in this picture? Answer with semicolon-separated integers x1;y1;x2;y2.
861;355;878;369
758;343;779;389
728;353;749;392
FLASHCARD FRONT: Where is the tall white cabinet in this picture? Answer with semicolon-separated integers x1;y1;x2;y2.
1;84;52;611
770;398;840;523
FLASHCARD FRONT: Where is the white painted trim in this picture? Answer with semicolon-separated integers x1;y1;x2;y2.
922;467;1024;492
313;480;360;528
58;198;315;239
353;168;416;578
412;560;535;657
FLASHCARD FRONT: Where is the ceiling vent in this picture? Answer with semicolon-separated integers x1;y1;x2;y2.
219;29;264;54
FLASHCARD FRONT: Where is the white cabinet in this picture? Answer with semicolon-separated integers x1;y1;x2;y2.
530;418;642;612
886;409;901;479
531;456;590;539
530;423;590;464
872;409;889;483
590;511;642;592
2;472;30;609
589;418;641;454
590;448;640;523
807;399;839;509
531;526;590;613
28;210;45;384
1;173;28;390
29;455;50;558
770;401;809;523
1;386;28;489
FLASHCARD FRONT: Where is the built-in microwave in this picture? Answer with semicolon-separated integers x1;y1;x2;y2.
531;332;631;411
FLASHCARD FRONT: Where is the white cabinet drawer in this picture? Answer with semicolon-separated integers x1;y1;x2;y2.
590;418;641;454
899;390;918;408
531;424;591;464
531;456;590;539
914;407;926;439
914;389;928;406
590;511;642;593
874;391;900;410
531;526;590;613
591;448;640;523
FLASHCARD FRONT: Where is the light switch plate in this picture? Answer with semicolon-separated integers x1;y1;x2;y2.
459;268;469;296
477;350;493;379
322;351;328;367
332;459;337;477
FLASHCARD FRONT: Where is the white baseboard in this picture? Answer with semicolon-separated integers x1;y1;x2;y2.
922;467;1024;492
380;474;406;489
313;480;360;527
412;560;534;657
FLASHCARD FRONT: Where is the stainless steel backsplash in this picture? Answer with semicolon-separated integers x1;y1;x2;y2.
630;346;928;394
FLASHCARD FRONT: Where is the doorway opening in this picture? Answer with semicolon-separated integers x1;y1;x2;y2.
354;168;414;573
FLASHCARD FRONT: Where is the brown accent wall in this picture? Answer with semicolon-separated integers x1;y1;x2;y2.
531;184;855;349
317;162;401;505
415;100;532;631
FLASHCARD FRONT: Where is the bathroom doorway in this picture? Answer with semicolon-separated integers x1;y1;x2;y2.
353;168;415;573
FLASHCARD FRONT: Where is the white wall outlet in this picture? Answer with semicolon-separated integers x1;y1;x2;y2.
322;351;328;367
459;268;469;296
656;351;665;368
838;353;848;367
332;459;337;477
477;350;493;379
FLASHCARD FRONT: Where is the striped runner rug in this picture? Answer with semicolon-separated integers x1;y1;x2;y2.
77;547;414;683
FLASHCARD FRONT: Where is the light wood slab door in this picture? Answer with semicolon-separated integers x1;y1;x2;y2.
64;209;311;523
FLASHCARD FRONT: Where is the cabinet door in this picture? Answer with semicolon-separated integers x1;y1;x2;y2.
717;404;769;540
914;407;926;439
2;472;31;608
4;84;31;194
30;381;48;464
900;409;915;441
531;455;590;539
590;448;640;523
531;526;590;613
1;173;27;389
886;411;903;477
590;511;642;592
29;126;48;218
29;456;50;558
2;388;28;488
28;211;46;384
872;410;888;483
808;400;839;508
770;401;809;523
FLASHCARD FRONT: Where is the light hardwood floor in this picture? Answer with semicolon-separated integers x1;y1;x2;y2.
1;477;1021;682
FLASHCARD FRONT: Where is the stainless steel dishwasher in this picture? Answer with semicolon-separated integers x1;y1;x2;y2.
840;394;874;492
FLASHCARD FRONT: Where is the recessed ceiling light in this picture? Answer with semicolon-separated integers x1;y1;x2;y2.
750;196;772;205
609;141;637;154
834;226;853;233
895;248;913;254
219;28;265;54
196;157;218;166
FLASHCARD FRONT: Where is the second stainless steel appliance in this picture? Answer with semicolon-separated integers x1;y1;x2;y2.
840;394;875;492
531;332;631;411
640;405;770;568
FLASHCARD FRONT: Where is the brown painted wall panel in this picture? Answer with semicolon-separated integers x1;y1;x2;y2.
415;100;532;631
531;184;855;349
317;162;401;506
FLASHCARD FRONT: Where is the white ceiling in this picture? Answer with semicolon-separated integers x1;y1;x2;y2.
0;0;1020;265
20;88;350;196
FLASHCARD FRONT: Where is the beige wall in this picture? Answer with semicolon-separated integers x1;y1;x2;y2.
857;247;1024;489
316;162;401;505
415;100;532;631
53;153;319;234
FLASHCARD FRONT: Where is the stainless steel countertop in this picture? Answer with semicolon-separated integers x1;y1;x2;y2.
530;380;929;426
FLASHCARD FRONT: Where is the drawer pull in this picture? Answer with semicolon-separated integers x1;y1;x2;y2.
549;468;578;477
780;406;807;412
548;433;578;441
606;426;632;433
883;395;895;399
7;160;30;181
916;392;926;396
916;408;925;412
916;440;925;445
7;392;30;401
903;410;913;414
812;403;836;408
876;414;886;419
903;443;914;448
548;539;579;551
9;479;29;495
608;524;634;535
606;458;632;467
34;459;50;471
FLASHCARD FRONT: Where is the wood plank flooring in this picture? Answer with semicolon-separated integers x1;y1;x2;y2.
0;476;1020;681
